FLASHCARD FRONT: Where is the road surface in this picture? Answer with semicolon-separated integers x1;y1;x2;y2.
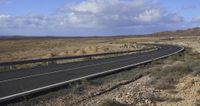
0;44;184;103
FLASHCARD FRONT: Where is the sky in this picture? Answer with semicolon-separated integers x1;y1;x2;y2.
0;0;200;36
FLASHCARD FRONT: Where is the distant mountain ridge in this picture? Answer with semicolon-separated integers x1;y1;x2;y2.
0;27;200;39
151;27;200;37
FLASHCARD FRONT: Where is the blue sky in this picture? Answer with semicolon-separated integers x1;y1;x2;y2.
0;0;200;36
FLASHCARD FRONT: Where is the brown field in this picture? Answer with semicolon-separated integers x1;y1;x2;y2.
1;35;200;106
0;36;159;62
1;27;200;62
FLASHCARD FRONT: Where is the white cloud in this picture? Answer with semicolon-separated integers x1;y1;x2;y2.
190;16;200;27
0;0;186;35
0;0;11;4
0;14;10;18
135;9;161;23
181;5;197;10
163;13;183;23
58;0;183;28
68;0;102;14
0;14;11;28
192;16;200;22
0;15;55;28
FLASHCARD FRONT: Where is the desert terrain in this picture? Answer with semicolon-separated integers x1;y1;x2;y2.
1;28;200;106
0;37;158;62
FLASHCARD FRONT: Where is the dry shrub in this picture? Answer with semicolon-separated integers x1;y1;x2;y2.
43;53;56;58
150;48;200;90
67;50;76;55
58;51;68;56
99;99;127;106
150;62;191;89
196;99;200;106
189;60;200;76
75;49;87;55
69;79;91;94
142;92;166;102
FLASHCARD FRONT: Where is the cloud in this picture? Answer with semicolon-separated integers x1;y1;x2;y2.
0;0;186;35
0;15;55;28
163;13;184;23
58;0;183;28
190;16;200;27
0;14;12;28
0;0;11;4
192;16;200;22
182;5;197;10
135;9;161;23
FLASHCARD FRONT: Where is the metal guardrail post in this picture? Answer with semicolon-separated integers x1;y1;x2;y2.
9;65;14;70
0;45;157;68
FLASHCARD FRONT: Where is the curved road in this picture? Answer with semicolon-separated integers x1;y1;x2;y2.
0;44;184;103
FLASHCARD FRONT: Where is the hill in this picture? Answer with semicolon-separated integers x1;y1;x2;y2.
151;27;200;37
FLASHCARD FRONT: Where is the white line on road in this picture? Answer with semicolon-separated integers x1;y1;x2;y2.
0;48;158;83
0;45;184;102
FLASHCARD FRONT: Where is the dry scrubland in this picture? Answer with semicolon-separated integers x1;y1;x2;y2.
162;36;200;53
6;36;200;106
0;37;158;62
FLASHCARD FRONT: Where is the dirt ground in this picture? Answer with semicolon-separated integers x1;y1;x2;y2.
47;36;200;106
0;37;159;62
159;36;200;53
2;36;200;106
76;36;200;106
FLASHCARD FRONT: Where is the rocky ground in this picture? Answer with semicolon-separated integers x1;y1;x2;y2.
76;62;200;106
157;74;200;106
161;36;200;53
75;37;200;106
5;36;200;106
77;76;157;106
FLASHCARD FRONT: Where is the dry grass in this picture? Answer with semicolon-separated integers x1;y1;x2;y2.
150;62;190;89
98;99;127;106
3;36;200;106
196;100;200;106
0;36;157;72
7;44;199;106
0;37;159;62
149;47;200;90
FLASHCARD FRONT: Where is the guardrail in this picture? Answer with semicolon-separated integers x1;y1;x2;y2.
0;44;184;103
0;47;157;67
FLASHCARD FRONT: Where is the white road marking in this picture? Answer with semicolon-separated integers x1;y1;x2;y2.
0;45;184;102
0;51;151;83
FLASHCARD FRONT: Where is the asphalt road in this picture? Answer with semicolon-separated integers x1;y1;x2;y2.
0;44;184;102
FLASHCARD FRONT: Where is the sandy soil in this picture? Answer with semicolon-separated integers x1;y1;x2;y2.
2;36;200;106
77;36;200;106
157;74;200;106
0;37;158;62
77;76;157;106
159;36;200;53
76;75;200;106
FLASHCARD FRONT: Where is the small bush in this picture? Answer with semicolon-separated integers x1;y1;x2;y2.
69;83;85;94
166;97;183;102
143;92;166;102
196;99;200;106
0;66;12;72
68;79;92;94
150;62;190;89
99;99;127;106
153;78;175;89
197;89;200;95
167;90;179;94
182;48;200;61
168;54;183;61
150;60;164;65
189;60;200;76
